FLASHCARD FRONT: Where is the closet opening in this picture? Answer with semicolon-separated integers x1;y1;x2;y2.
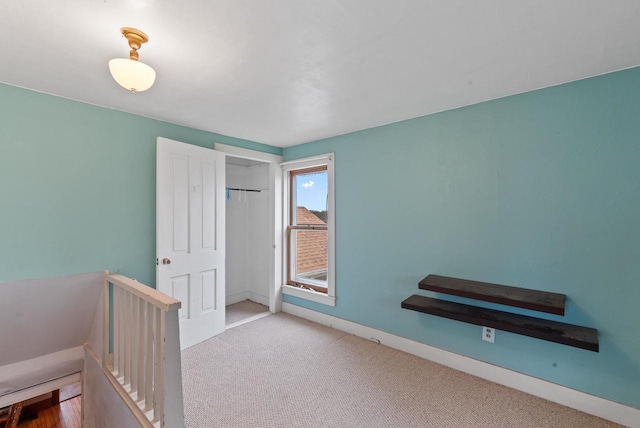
224;155;272;328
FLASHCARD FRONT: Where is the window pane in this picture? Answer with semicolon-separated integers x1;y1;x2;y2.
293;171;327;224
293;229;328;284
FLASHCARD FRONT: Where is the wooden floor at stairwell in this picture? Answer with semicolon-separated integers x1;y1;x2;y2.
17;395;81;428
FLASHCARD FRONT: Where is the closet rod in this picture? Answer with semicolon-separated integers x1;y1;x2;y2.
226;187;261;192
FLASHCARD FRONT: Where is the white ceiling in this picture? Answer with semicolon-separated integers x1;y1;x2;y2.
1;1;639;148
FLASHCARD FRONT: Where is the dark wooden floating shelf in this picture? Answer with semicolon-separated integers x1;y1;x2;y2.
419;275;566;315
401;295;598;352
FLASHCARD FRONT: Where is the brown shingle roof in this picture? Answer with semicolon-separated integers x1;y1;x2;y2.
296;206;326;225
295;207;327;277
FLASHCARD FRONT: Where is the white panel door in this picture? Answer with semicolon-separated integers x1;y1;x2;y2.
157;137;225;350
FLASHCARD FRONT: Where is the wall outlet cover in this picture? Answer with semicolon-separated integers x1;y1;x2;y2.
483;326;495;343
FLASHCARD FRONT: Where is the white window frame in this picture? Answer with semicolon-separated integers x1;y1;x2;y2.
281;153;335;306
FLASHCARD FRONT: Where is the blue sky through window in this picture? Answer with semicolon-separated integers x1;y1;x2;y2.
296;171;327;211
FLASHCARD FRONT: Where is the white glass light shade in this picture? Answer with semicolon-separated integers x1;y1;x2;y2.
109;58;156;92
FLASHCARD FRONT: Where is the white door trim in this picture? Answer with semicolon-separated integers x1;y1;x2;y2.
214;143;283;313
214;143;283;163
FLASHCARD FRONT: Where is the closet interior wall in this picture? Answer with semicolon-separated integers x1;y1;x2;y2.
225;159;270;307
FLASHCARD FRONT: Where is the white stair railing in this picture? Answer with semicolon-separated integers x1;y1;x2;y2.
104;274;183;428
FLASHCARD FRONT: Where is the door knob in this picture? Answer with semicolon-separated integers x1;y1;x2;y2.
162;258;171;265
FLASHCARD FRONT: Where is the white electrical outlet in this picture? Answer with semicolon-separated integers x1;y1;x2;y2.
482;326;495;343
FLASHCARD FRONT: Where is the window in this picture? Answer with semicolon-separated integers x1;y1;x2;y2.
281;154;335;306
289;166;328;291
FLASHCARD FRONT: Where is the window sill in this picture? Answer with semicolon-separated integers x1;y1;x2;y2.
282;284;336;307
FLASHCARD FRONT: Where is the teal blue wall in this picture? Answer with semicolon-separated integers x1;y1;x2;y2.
2;67;639;408
282;67;640;408
0;83;281;285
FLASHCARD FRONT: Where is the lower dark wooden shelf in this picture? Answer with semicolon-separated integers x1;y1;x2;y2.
401;295;599;352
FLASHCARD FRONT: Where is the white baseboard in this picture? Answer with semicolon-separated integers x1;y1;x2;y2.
248;292;269;307
226;292;250;306
226;292;269;307
282;302;640;428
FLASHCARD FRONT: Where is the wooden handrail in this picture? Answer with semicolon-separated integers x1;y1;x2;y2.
105;274;184;427
108;274;181;312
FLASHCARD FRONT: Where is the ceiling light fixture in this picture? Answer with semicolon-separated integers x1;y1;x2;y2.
109;27;156;93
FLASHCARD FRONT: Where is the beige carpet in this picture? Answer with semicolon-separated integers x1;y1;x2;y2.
226;300;269;325
182;312;620;428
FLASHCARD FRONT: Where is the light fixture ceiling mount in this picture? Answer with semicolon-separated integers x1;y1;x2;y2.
109;27;156;93
121;27;148;61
